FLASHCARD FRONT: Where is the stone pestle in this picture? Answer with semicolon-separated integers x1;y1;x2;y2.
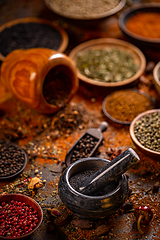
78;148;140;195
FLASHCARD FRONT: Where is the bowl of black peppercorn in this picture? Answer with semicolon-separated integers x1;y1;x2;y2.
129;109;160;160
0;141;27;179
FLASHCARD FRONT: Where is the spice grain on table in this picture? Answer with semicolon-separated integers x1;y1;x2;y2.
0;0;160;240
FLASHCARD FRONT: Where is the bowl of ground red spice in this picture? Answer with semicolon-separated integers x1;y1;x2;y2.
102;89;154;125
118;3;160;50
0;194;43;239
129;109;160;159
0;17;69;61
69;38;146;87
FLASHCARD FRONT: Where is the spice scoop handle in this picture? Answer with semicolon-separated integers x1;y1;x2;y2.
79;148;140;195
97;121;109;133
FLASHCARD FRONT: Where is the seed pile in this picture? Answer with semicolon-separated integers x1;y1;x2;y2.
0;22;62;57
76;48;139;83
69;169;118;196
48;0;120;19
0;141;26;178
70;134;98;164
134;111;160;152
0;200;39;238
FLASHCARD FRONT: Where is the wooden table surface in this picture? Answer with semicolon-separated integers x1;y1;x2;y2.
0;0;160;239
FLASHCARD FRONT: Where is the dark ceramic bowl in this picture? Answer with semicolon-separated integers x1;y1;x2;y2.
0;141;27;180
129;109;160;160
58;157;129;220
0;194;43;239
118;3;160;50
45;0;126;27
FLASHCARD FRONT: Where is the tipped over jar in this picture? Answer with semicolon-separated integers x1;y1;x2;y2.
0;48;79;114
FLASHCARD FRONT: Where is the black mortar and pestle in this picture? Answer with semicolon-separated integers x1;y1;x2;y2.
58;148;140;219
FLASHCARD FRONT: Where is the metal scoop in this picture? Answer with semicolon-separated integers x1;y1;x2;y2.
65;121;108;167
78;148;140;195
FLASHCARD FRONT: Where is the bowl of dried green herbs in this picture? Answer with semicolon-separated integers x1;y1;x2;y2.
129;109;160;159
69;38;146;87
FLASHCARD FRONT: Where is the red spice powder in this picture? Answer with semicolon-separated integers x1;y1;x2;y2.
126;12;160;39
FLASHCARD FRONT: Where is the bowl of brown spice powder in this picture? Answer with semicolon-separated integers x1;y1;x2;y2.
118;3;160;50
102;89;154;125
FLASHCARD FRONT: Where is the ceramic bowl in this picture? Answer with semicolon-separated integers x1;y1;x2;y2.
0;141;27;180
118;3;160;50
69;38;146;87
0;194;43;239
129;109;160;159
58;157;129;220
45;0;126;27
153;61;160;96
0;17;69;61
102;89;155;125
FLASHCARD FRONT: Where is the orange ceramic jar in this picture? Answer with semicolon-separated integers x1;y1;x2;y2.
0;48;79;114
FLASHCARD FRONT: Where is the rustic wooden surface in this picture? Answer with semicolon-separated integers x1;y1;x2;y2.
0;0;160;239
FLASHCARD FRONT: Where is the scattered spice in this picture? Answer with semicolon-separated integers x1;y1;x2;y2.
76;48;139;82
0;21;62;57
103;89;153;123
126;12;160;39
94;224;111;236
71;219;92;229
28;177;43;191
48;0;120;19
134;111;160;152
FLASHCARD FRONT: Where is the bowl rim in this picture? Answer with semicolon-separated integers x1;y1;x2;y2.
0;193;43;239
118;3;160;44
0;17;69;61
129;109;160;156
69;38;146;87
0;141;28;180
45;0;126;21
153;61;160;85
65;157;125;199
102;88;155;125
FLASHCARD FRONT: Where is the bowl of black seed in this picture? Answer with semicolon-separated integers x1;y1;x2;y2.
129;109;160;159
0;17;68;61
0;141;27;179
58;157;129;219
